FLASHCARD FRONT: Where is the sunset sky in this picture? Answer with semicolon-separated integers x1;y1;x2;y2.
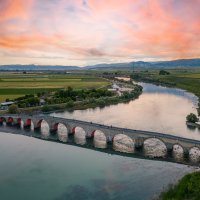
0;0;200;66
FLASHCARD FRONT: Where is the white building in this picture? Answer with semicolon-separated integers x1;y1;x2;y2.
0;101;15;110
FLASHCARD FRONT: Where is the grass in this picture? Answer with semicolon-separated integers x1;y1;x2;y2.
0;73;110;102
160;171;200;200
131;69;200;114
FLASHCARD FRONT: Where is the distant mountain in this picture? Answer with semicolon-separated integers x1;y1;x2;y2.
1;58;200;71
0;64;80;71
150;58;200;68
85;58;200;70
85;62;134;70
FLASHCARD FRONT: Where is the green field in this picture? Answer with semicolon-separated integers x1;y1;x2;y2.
0;73;110;102
131;69;200;101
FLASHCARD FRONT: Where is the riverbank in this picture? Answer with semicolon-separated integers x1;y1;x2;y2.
129;70;200;199
130;70;200;116
0;82;142;115
159;171;200;200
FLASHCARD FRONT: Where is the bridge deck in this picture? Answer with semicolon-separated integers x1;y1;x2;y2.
2;114;200;149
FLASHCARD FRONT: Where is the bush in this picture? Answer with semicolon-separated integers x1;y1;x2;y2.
159;70;170;75
186;113;199;123
160;172;200;200
66;100;74;108
8;104;19;114
41;105;51;112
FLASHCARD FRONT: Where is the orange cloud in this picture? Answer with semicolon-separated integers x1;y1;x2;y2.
0;0;33;21
0;0;200;65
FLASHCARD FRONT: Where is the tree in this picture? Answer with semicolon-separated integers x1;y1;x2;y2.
159;70;170;75
186;113;199;123
8;104;19;114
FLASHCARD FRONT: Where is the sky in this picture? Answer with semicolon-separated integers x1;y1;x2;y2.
0;0;200;66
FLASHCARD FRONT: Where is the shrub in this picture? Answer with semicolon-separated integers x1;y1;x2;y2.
186;113;199;123
41;105;51;112
8;104;19;114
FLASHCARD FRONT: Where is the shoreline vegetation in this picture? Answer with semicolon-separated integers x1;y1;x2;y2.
159;171;200;200
1;71;200;199
129;70;200;200
130;70;200;116
2;78;142;115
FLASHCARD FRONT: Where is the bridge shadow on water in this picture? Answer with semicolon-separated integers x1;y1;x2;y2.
0;124;199;167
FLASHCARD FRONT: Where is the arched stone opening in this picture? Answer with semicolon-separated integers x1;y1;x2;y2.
7;117;14;126
172;144;184;161
35;119;43;129
92;130;107;149
57;123;68;142
189;147;200;163
143;138;167;158
52;123;59;133
37;119;50;138
15;118;23;127
24;118;33;130
0;117;6;125
73;127;86;145
113;134;135;153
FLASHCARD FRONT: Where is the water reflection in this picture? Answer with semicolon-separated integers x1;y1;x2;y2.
31;121;34;131
20;120;24;129
93;130;107;149
172;144;184;162
113;134;135;153
57;123;68;142
140;82;198;106
143;138;167;158
189;147;200;163
51;82;200;140
40;120;50;139
74;127;86;145
0;133;195;200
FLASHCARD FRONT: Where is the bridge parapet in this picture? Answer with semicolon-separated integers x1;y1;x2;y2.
1;114;200;153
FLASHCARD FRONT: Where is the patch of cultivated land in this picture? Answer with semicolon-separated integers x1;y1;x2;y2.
0;73;110;102
157;71;200;98
132;69;200;100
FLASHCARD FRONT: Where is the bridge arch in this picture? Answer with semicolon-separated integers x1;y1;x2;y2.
92;130;107;149
55;123;68;142
189;146;200;163
15;118;23;128
113;134;135;153
143;137;167;158
24;118;34;130
73;126;86;145
172;143;184;161
0;117;6;125
6;117;14;126
36;119;50;138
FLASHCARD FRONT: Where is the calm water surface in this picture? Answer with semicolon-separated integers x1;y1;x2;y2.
51;82;200;140
0;133;194;200
1;83;199;200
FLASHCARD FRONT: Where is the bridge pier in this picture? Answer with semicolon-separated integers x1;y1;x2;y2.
1;114;200;164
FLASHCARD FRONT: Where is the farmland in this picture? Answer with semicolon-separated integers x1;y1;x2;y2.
130;69;200;114
0;73;110;102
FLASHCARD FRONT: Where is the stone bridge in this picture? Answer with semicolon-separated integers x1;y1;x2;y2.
1;114;200;162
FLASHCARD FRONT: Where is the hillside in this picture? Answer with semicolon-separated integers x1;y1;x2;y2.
1;58;200;71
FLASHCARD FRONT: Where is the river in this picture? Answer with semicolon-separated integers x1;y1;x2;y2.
0;133;195;200
0;82;199;200
51;82;200;140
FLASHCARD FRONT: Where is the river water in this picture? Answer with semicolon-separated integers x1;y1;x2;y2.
0;82;200;200
0;133;195;200
51;82;200;140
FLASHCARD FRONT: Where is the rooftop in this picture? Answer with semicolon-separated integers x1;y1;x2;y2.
0;101;15;106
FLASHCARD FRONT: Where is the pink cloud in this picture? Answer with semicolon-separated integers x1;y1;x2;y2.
0;0;200;65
